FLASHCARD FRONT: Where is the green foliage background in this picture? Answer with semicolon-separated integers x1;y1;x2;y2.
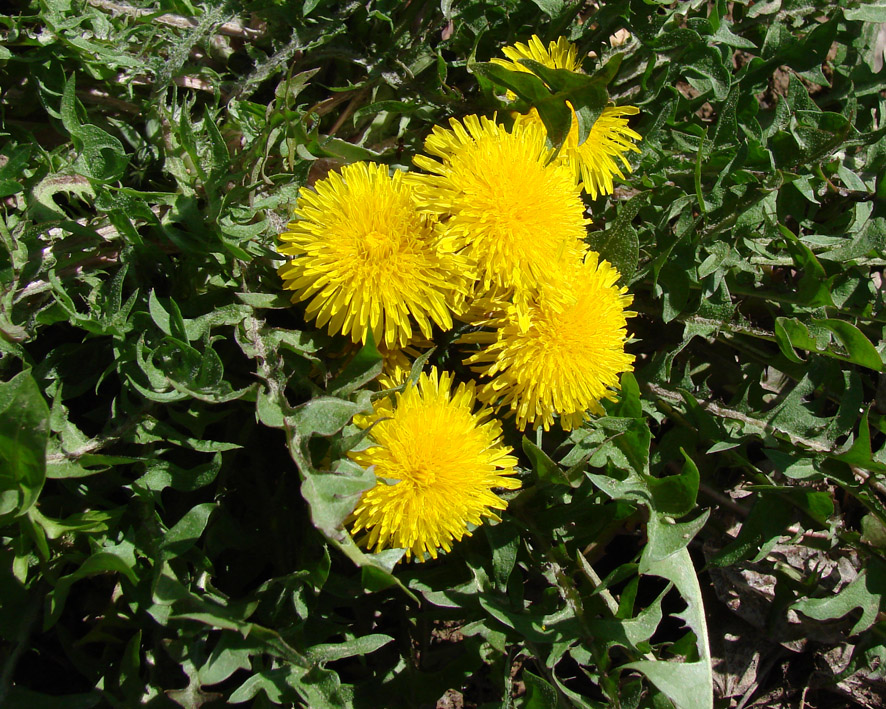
2;0;886;706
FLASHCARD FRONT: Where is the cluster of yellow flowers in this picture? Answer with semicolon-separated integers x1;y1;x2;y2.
278;36;640;562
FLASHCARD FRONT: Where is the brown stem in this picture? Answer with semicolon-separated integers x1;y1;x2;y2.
87;0;264;39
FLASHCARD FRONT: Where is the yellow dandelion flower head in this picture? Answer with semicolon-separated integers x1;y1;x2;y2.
278;162;468;349
492;35;642;199
491;34;580;74
515;105;642;200
463;252;635;431
411;115;588;295
376;339;430;389
349;367;520;561
454;283;513;325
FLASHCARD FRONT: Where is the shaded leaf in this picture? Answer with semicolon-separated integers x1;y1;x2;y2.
793;558;886;635
160;503;216;560
522;670;559;708
0;371;49;520
306;634;393;663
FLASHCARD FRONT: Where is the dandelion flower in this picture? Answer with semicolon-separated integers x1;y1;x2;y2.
376;339;430;389
349;367;520;561
278;162;468;349
517;106;642;200
463;252;635;431
377;345;414;389
411;115;588;296
494;34;579;73
492;35;642;199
